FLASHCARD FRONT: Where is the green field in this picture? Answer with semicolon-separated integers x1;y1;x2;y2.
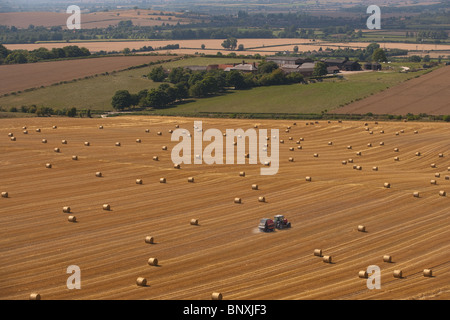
0;56;437;117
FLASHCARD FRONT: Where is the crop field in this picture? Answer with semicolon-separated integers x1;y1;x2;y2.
339;65;450;115
1;116;449;300
0;55;174;96
0;9;203;29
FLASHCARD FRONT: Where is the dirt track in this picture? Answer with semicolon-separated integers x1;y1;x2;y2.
1;116;449;300
0;55;172;95
338;65;450;115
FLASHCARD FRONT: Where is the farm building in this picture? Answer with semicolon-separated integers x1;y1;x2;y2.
322;58;348;68
266;57;311;66
327;66;340;74
363;62;382;71
224;62;258;73
297;62;317;76
342;60;362;71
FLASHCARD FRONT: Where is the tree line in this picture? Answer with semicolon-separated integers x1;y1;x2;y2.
0;44;90;65
111;62;305;111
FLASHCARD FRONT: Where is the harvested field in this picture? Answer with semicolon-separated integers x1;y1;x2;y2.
0;55;173;95
0;9;201;29
338;65;450;115
0;116;449;300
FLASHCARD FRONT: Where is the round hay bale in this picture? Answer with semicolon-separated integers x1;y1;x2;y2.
435;173;440;178
244;153;250;158
356;151;361;156
394;157;400;161
254;124;258;128
400;130;404;133
162;146;167;150
23;130;28;134
1;192;8;198
173;163;181;169
414;130;418;134
430;180;437;185
364;123;368;126
448;167;450;172
394;148;399;152
328;141;333;145
413;192;420;198
136;179;143;185
61;140;67;144
266;137;270;141
393;270;403;278
296;140;301;144
289;147;294;151
54;148;60;153
297;146;302;150
358;271;368;279
423;269;432;277
285;129;289;133
233;141;237;146
439;190;446;197
169;130;173;133
68;216;76;222
365;127;369;131
342;160;347;165
115;142;121;147
313;153;319;157
136;139;141;143
175;125;179;128
8;133;13;137
348;159;354;163
416;152;421;156
258;196;266;202
147;258;158;266
63;206;71;213
313;249;322;257
252;184;258;190
188;177;195;183
96;172;102;177
36;129;41;133
190;219;199;225
160;178;166;183
445;175;450;180
99;125;103;129
42;139;47;143
356;166;362;171
288;137;293;141
239;171;246;177
157;132;162;136
305;176;312;182
145;236;154;244
153;156;159;161
374;121;378;125
280;140;284;144
234;198;242;204
369;131;373;135
439;153;444;158
357;225;366;232
264;161;271;166
102;204;111;211
353;165;357;169
384;182;391;188
72;155;78;161
145;129;150;133
372;166;378;171
323;256;332;263
347;145;352;150
288;157;294;162
395;132;399;136
29;293;41;300
52;126;57;129
45;163;52;169
212;292;223;300
379;142;384;146
367;143;372;147
136;277;147;287
84;142;90;146
300;138;304;141
383;255;392;263
380;130;384;134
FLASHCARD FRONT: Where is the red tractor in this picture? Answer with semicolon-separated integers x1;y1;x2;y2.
274;215;291;229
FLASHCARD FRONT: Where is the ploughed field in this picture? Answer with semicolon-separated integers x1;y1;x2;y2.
1;116;449;300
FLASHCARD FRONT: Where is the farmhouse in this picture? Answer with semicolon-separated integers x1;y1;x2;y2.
342;60;362;71
297;62;317;76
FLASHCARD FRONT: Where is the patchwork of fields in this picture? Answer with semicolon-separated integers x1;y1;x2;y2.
1;117;449;299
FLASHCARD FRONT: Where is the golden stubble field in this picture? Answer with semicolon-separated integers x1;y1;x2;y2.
0;116;449;300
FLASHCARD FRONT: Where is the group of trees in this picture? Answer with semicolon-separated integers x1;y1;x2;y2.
5;105;89;117
0;44;90;65
111;61;306;110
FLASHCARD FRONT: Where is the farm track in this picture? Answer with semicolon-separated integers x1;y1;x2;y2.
0;116;449;300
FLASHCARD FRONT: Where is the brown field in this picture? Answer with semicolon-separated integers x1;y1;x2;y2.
0;55;173;95
0;9;202;29
1;116;449;300
338;65;450;115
